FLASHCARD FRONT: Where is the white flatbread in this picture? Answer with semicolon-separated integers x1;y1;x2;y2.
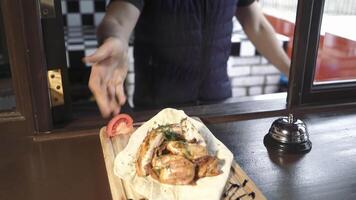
114;108;233;200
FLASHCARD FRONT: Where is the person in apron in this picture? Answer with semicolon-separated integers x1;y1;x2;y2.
84;0;290;117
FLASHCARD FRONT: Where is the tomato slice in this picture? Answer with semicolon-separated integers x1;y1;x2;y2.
106;114;134;137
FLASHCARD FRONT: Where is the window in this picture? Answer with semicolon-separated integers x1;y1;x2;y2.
288;0;356;107
0;6;15;112
313;0;356;85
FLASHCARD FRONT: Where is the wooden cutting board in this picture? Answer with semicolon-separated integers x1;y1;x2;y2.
99;126;266;200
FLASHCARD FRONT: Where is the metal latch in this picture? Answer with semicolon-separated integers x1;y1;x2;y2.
47;69;64;107
39;0;56;18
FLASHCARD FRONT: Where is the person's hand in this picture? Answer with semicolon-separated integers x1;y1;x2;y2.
83;37;129;118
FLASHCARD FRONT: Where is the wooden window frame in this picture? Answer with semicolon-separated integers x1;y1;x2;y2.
288;0;356;108
0;0;52;135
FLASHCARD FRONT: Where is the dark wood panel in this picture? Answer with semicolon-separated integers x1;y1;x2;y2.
49;98;287;134
0;0;36;135
0;134;112;200
0;0;55;134
48;95;356;137
2;106;356;200
22;0;53;132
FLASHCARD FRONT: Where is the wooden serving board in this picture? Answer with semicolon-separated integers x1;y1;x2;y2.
99;126;266;200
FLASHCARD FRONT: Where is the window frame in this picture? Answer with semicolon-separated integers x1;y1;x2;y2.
0;0;52;135
287;0;356;108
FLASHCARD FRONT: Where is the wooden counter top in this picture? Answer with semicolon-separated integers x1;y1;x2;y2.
1;107;356;200
208;113;356;199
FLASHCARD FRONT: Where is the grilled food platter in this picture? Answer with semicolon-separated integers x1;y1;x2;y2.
99;109;266;200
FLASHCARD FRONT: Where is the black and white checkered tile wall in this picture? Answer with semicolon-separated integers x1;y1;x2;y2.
60;2;290;103
61;0;109;27
64;26;97;68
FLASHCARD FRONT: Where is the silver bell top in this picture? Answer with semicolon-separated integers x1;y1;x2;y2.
269;114;309;144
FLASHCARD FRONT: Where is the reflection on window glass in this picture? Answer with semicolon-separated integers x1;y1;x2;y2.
0;7;16;111
313;0;356;85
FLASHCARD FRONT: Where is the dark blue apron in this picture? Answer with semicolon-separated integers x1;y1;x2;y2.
133;0;238;108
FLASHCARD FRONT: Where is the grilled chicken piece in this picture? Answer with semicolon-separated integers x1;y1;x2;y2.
180;118;206;146
136;130;164;176
151;154;196;185
195;155;221;178
162;119;206;146
168;123;183;135
136;119;221;184
166;141;208;160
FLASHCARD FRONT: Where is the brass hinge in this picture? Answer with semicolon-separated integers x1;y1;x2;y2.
47;69;64;107
39;0;56;19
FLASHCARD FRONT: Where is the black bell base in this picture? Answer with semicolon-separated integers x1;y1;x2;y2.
264;134;312;154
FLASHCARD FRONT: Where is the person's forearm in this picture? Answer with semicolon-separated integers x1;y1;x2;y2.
248;18;290;77
236;2;290;77
97;1;140;44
